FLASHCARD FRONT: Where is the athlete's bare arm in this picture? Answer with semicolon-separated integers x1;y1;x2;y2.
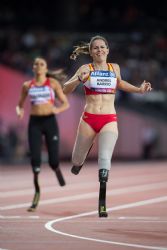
16;81;30;118
113;64;152;93
63;64;90;94
50;78;69;114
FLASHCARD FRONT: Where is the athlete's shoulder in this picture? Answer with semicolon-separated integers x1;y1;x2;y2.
110;63;120;70
109;63;121;79
48;77;56;83
49;77;60;86
49;77;62;92
23;80;32;89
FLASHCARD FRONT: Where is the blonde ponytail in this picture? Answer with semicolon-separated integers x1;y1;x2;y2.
70;43;89;60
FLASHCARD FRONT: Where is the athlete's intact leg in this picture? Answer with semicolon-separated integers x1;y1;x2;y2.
71;119;96;175
45;116;65;186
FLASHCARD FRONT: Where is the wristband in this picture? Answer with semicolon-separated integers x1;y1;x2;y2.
16;106;20;114
78;75;82;82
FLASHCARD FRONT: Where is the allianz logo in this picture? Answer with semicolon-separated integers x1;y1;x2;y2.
91;71;115;77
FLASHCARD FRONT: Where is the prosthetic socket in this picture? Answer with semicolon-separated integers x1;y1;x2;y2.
99;169;109;183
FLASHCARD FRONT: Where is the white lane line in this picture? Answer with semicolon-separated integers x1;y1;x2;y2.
1;181;167;210
45;195;167;250
0;215;39;219
118;216;167;221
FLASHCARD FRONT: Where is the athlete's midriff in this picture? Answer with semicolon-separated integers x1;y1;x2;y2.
85;93;116;114
30;102;55;116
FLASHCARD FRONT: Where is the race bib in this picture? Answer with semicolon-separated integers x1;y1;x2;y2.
90;70;117;89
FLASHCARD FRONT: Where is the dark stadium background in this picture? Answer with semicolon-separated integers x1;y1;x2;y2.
0;0;167;163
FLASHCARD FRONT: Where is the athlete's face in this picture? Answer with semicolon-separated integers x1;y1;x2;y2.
33;58;48;75
90;39;109;63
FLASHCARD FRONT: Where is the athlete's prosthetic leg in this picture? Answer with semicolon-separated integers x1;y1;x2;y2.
97;130;118;217
98;169;109;217
27;170;40;212
55;167;66;186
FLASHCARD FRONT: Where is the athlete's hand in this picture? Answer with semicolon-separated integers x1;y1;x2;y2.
52;107;60;114
78;65;90;82
140;80;152;93
16;106;24;119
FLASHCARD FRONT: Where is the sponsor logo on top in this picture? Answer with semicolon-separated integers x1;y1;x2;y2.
90;70;116;77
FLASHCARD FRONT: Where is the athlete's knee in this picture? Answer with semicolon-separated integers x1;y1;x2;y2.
99;169;109;182
32;166;41;174
31;156;41;171
49;157;59;171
